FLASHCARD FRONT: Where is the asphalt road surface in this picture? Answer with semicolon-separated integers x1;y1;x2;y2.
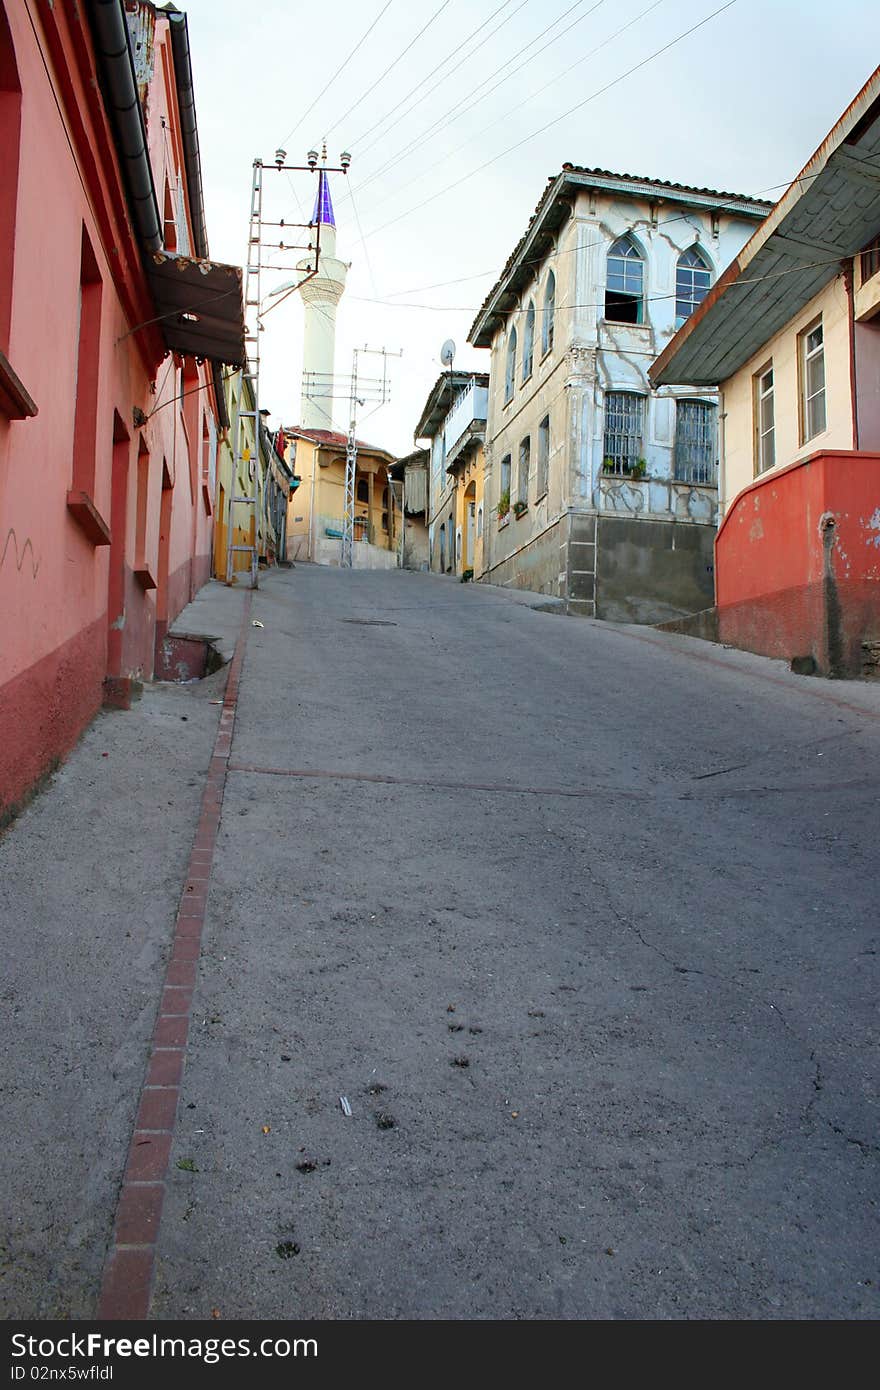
3;566;878;1319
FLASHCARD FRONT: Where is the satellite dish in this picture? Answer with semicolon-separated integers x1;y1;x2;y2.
440;339;456;368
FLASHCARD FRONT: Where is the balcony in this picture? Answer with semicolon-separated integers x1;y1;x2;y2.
443;379;488;469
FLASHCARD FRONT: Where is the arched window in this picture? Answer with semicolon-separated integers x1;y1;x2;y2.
676;246;711;326
504;326;517;403
356;478;369;502
522;302;535;382
382;486;388;506
542;270;556;356
605;235;644;324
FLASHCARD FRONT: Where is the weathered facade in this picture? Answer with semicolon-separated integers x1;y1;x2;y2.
283;428;399;568
388;448;429;570
0;1;243;821
416;371;489;579
652;68;880;676
468;166;770;621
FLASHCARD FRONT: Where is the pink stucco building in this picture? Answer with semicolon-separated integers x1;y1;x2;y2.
0;1;243;821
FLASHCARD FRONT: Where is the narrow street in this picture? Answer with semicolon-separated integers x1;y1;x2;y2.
2;566;879;1320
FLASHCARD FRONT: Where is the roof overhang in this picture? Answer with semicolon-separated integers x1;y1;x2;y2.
469;168;771;349
414;371;489;439
651;66;880;387
146;252;245;365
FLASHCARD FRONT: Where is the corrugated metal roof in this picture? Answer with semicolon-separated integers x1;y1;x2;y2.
651;65;880;387
468;167;772;348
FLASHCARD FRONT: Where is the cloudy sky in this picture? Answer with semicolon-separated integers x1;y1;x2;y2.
180;0;880;453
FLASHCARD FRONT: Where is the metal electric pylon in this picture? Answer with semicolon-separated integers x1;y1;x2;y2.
226;145;350;586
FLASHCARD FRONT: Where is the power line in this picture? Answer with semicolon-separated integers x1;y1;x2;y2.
325;0;455;140
277;0;395;149
347;0;604;201
361;0;740;242
357;0;665;213
346;0;522;154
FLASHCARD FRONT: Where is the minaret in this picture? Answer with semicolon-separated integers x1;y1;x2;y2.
297;147;349;430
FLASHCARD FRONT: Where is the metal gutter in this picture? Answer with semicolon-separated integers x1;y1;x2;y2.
87;0;162;252
163;6;208;258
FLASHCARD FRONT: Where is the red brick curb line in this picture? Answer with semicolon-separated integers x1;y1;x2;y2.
98;590;253;1320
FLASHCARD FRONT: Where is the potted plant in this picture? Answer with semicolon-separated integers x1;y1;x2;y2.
602;457;617;475
497;489;510;520
629;458;647;479
513;499;528;518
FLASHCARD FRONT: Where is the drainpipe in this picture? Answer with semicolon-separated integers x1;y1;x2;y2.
88;0;162;252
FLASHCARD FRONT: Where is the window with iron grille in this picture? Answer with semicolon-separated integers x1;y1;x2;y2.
537;415;550;497
518;436;530;504
676;247;711;326
606;235;644;324
674;400;717;484
860;234;880;284
603;392;645;474
755;365;775;474
799;318;826;443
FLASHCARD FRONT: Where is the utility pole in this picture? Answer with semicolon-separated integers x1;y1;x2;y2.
226;145;350;587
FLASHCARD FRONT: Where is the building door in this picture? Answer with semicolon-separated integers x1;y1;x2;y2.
464;481;476;571
107;412;130;677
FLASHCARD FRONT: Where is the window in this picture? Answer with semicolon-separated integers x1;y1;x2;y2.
1;8;22;356
606;235;644;324
356;478;369;502
603;392;645;474
522;302;535;382
674;400;717;484
542;271;555;356
71;228;103;498
382;486;388;506
504;327;517;403
800;319;826;442
381;511;388;532
517;436;530;505
755;365;775;474
477;504;483;538
860;234;880;285
499;453;511;510
676;247;711;326
537;415;550;497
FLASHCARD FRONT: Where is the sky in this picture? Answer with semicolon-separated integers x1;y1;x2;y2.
179;0;880;454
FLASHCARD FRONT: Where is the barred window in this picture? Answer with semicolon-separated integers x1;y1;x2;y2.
676;247;711;326
603;392;645;474
606;235;644;324
674;399;717;484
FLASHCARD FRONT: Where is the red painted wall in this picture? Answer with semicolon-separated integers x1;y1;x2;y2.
0;6;219;820
716;451;880;674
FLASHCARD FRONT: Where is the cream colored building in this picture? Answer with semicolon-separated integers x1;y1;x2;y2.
284;427;400;568
468;166;770;621
416;371;488;579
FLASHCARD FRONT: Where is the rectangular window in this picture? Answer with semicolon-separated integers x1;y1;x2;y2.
674;400;717;485
499;453;511;516
800;319;826;443
517;436;530;505
755;365;775;474
71;229;103;496
602;392;644;475
537;415;550;497
860;234;880;285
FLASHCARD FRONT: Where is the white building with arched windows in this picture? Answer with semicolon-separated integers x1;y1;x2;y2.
468;166;771;621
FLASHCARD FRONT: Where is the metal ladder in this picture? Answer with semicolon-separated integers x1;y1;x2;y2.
226;159;263;587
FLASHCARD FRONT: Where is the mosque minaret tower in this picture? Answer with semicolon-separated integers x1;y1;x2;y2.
297;146;349;431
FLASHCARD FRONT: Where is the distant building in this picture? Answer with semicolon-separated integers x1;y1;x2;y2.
0;1;243;821
468;166;770;621
415;371;489;579
652;67;880;677
283;428;399;568
388;449;429;570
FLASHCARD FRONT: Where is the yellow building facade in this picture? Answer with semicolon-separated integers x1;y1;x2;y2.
284;428;400;567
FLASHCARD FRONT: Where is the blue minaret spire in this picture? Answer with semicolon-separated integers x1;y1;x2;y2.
312;146;336;229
